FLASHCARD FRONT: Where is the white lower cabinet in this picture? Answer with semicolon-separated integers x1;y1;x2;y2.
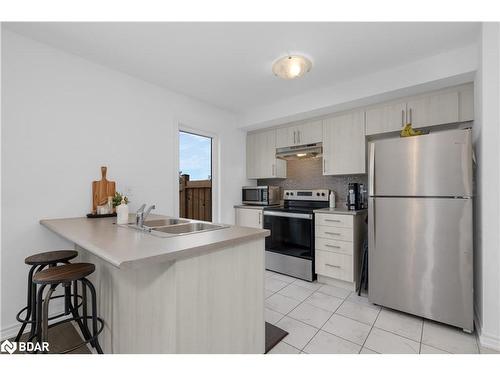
235;207;263;229
315;213;366;289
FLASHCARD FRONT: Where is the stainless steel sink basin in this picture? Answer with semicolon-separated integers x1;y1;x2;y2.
143;218;189;228
151;222;227;236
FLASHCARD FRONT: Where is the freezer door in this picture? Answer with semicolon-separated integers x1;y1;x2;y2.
368;197;473;331
368;129;472;197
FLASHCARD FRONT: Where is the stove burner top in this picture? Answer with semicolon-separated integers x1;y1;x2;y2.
264;206;317;214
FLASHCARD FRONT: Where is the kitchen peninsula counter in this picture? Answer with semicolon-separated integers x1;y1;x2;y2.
40;215;268;354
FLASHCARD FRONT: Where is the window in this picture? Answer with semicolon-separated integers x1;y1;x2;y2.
179;130;213;221
179;131;212;180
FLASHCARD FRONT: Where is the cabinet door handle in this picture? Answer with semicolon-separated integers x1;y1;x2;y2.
325;232;341;236
409;108;412;124
323;158;326;173
326;263;341;268
402;109;405;127
325;244;341;249
293;131;296;144
258;212;262;225
272;164;275;176
325;219;341;222
298;131;301;144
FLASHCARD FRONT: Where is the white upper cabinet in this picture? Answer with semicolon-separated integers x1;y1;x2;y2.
459;85;474;122
365;83;473;136
322;111;366;175
365;101;407;136
407;90;459;129
246;129;286;179
276;120;322;148
297;120;323;145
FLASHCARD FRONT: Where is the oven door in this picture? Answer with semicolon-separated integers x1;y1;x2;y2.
242;187;267;205
263;211;314;259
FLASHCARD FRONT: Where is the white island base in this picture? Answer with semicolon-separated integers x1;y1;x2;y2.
76;239;265;353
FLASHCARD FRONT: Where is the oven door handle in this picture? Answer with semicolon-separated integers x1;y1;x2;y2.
263;211;313;220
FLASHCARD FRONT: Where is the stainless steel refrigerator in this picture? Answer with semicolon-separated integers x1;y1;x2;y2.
368;129;473;332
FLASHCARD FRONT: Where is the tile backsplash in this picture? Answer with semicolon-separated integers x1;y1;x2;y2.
258;157;367;206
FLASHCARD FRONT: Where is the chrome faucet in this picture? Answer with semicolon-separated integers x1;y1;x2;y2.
136;204;155;228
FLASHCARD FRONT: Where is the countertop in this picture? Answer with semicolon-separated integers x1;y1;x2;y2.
40;214;269;269
314;207;368;216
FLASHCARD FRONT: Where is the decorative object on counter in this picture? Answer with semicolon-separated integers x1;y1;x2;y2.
329;191;336;208
400;122;424;137
112;191;129;208
116;195;130;225
91;166;116;214
86;212;117;218
359;183;367;209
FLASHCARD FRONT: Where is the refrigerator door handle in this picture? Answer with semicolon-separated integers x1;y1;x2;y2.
369;142;375;196
368;198;375;253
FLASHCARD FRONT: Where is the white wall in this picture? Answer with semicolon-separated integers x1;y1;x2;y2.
0;30;248;337
473;22;500;350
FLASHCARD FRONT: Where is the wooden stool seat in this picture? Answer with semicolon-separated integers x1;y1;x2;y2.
33;263;95;285
25;250;78;265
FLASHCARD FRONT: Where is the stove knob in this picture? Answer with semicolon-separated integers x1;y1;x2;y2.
322;192;326;196
290;192;294;196
316;192;320;196
286;192;289;196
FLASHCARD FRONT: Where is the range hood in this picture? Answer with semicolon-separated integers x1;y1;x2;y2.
276;143;323;160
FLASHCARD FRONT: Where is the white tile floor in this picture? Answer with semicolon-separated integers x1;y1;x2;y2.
265;270;496;354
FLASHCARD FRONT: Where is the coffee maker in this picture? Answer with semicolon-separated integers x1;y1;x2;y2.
347;183;365;210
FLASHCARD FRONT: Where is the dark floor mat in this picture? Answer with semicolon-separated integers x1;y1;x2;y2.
265;322;288;354
1;322;91;354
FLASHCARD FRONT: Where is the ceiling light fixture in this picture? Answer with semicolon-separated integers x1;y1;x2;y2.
272;55;312;80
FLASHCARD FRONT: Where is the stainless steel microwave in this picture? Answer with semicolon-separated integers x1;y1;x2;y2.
242;186;280;206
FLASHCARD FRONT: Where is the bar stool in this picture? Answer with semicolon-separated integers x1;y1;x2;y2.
33;263;104;354
15;250;78;342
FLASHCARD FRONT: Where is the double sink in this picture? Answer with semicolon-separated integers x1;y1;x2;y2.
127;218;228;237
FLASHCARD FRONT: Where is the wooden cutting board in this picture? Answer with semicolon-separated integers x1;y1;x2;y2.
92;166;116;214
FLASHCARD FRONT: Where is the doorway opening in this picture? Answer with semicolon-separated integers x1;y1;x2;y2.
178;130;213;221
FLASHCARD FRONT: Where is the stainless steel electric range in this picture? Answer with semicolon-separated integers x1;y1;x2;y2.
263;189;329;281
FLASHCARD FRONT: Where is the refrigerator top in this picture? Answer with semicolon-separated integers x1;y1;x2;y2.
368;129;473;198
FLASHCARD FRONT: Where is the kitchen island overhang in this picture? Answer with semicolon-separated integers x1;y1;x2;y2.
40;216;269;353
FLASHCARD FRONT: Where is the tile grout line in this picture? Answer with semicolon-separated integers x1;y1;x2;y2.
269;274;477;355
296;290;353;353
419;319;424;353
359;305;383;354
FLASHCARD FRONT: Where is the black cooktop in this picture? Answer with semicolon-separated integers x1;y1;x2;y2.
264;199;329;214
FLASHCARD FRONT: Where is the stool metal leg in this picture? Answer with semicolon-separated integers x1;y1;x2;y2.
82;281;89;335
82;278;103;354
28;265;45;342
42;285;56;347
14;265;37;342
35;284;47;347
70;280;94;347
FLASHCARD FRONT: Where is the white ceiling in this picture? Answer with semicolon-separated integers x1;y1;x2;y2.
5;22;480;114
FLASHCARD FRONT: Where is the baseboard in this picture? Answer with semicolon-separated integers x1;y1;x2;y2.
1;299;66;341
317;275;356;292
474;306;500;351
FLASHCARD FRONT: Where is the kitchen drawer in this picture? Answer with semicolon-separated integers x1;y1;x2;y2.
316;237;353;255
315;214;353;228
315;225;353;242
315;250;353;282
